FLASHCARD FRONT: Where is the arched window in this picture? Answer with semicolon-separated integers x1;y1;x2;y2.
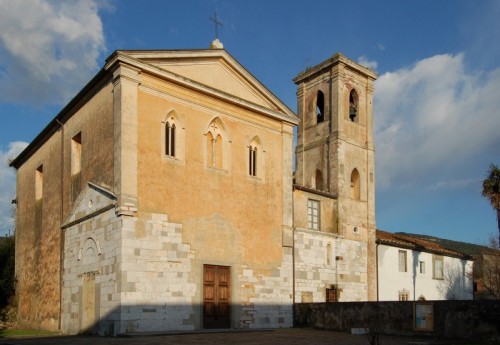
207;131;214;167
163;110;185;162
351;168;360;200
207;132;222;169
349;89;358;123
248;136;263;179
165;122;176;157
206;117;228;170
215;134;223;169
313;169;324;191
399;289;409;301
249;145;257;176
316;90;325;123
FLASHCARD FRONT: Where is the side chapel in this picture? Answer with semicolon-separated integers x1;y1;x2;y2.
10;42;377;335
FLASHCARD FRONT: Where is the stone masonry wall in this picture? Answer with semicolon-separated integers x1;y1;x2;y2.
119;211;296;333
294;228;368;303
65;208;296;335
237;247;294;329
62;206;122;335
335;237;368;301
294;229;336;303
117;212;196;334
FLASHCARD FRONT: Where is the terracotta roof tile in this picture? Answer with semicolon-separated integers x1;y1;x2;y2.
376;230;468;258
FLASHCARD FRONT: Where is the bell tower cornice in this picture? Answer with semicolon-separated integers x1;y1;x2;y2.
293;53;377;85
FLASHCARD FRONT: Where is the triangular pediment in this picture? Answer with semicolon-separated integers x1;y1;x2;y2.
153;57;273;108
61;182;116;229
110;49;297;123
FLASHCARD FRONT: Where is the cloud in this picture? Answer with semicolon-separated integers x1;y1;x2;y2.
374;53;500;190
427;178;479;191
0;0;107;105
357;55;378;71
0;141;28;236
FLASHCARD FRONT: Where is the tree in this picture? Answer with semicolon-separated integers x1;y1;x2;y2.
482;163;500;243
479;236;500;300
0;236;15;308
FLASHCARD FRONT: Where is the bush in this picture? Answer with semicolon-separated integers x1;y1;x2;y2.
0;236;15;308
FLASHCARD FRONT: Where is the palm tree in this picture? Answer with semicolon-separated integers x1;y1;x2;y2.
482;164;500;243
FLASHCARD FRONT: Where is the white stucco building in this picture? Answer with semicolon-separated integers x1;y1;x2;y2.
376;230;474;301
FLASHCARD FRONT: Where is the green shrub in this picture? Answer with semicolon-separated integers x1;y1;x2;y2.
0;236;15;308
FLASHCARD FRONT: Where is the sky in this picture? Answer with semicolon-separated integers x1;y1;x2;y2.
0;0;499;244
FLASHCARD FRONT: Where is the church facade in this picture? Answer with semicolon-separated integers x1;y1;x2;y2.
11;46;377;335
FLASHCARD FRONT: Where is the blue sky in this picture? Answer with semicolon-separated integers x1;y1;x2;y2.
0;0;499;243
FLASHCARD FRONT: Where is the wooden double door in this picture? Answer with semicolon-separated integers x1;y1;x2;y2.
203;265;230;329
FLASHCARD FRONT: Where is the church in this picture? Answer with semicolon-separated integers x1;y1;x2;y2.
10;40;377;335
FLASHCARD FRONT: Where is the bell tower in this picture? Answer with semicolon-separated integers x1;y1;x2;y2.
293;53;378;300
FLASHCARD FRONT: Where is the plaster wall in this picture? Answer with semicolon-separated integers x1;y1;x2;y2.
293;189;337;234
15;82;114;330
135;74;287;270
377;244;474;301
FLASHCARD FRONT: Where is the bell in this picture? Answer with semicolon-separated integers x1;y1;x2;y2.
349;105;357;121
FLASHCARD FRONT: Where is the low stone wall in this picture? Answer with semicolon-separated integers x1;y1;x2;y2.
294;301;500;341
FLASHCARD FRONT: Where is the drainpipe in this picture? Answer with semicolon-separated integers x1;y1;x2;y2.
376;242;379;301
292;186;296;326
327;70;333;194
56;119;64;331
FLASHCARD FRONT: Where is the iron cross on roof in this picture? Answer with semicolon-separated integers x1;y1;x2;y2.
209;13;223;39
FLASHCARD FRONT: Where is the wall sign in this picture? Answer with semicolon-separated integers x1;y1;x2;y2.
414;302;434;331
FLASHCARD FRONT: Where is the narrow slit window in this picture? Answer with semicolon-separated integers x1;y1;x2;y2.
207;133;223;169
207;132;214;167
326;243;332;265
165;122;176;157
35;165;43;234
35;165;43;201
349;89;358;122
351;168;360;200
314;170;324;191
316;90;325;123
71;133;82;202
71;133;81;176
215;134;223;169
249;146;257;176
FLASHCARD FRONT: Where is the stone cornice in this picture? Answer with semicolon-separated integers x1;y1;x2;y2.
106;50;298;125
10;68;112;169
293;53;377;85
11;49;299;169
293;184;338;199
